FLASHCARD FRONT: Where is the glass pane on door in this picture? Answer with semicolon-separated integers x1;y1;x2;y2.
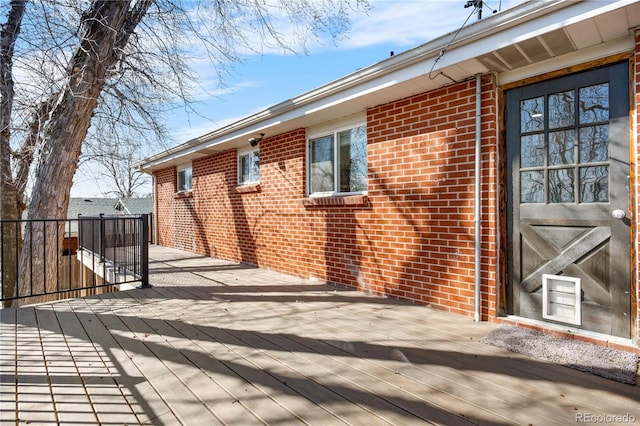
518;83;611;205
579;83;609;123
548;90;575;128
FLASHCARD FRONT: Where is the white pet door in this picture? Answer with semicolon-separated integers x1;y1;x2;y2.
542;274;581;325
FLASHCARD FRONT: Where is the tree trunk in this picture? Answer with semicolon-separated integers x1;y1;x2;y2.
1;0;26;306
18;0;137;302
15;95;58;212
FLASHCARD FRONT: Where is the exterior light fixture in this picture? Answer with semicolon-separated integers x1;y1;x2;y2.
249;133;265;147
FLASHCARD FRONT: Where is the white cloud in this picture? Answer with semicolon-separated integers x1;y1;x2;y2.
195;75;263;103
171;120;228;143
341;0;524;50
179;1;526;102
345;1;463;48
171;106;268;142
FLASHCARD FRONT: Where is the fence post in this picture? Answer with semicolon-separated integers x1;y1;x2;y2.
99;213;105;262
138;214;150;289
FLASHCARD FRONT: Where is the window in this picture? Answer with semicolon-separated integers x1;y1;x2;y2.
518;83;611;204
308;124;367;195
238;148;260;185
177;164;192;192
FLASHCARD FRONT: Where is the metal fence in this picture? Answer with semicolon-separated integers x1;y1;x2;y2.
0;214;149;305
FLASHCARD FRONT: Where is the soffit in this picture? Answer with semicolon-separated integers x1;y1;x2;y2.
475;4;638;73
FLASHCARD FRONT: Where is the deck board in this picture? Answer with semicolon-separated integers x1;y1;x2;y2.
2;245;639;425
195;291;566;425
126;295;305;426
142;287;381;425
73;297;180;425
96;302;223;425
369;305;640;413
0;308;17;422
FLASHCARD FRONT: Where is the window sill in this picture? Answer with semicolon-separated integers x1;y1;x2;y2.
174;191;193;199
235;183;261;193
302;194;369;208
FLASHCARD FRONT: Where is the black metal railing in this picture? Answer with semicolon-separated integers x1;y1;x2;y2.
0;214;149;305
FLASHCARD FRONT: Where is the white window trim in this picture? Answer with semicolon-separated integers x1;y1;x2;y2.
237;147;260;185
177;163;192;193
306;117;367;197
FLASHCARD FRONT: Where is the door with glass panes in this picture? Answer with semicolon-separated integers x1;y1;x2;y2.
506;61;631;338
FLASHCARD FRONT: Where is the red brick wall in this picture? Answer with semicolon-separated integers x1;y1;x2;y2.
189;129;321;272
154;77;499;319
155;168;176;248
365;76;497;318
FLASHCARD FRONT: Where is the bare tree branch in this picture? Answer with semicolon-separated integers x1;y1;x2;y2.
0;0;26;305
1;0;370;305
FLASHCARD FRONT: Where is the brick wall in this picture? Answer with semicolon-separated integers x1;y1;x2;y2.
154;77;499;319
155;167;176;248
365;76;497;318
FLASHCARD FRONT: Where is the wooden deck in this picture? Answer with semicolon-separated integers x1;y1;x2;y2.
1;245;639;425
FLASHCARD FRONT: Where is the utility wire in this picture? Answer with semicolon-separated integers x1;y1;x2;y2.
429;0;504;81
428;4;480;81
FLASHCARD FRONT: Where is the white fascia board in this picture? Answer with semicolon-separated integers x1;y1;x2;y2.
140;147;205;171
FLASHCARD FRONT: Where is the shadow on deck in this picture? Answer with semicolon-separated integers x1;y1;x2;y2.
1;245;638;425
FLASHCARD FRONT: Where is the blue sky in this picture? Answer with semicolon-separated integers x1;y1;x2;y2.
72;0;524;197
168;0;524;142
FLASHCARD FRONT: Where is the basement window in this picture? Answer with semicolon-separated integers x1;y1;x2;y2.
542;274;581;325
177;163;192;192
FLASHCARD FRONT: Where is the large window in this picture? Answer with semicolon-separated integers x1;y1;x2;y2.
177;164;192;192
238;148;260;185
308;124;367;195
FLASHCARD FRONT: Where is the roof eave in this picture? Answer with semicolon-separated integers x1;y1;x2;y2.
136;0;636;173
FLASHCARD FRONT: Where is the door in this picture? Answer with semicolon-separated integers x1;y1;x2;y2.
506;62;631;338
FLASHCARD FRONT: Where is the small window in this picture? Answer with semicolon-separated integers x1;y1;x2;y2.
238;148;260;185
308;124;367;196
177;164;192;192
